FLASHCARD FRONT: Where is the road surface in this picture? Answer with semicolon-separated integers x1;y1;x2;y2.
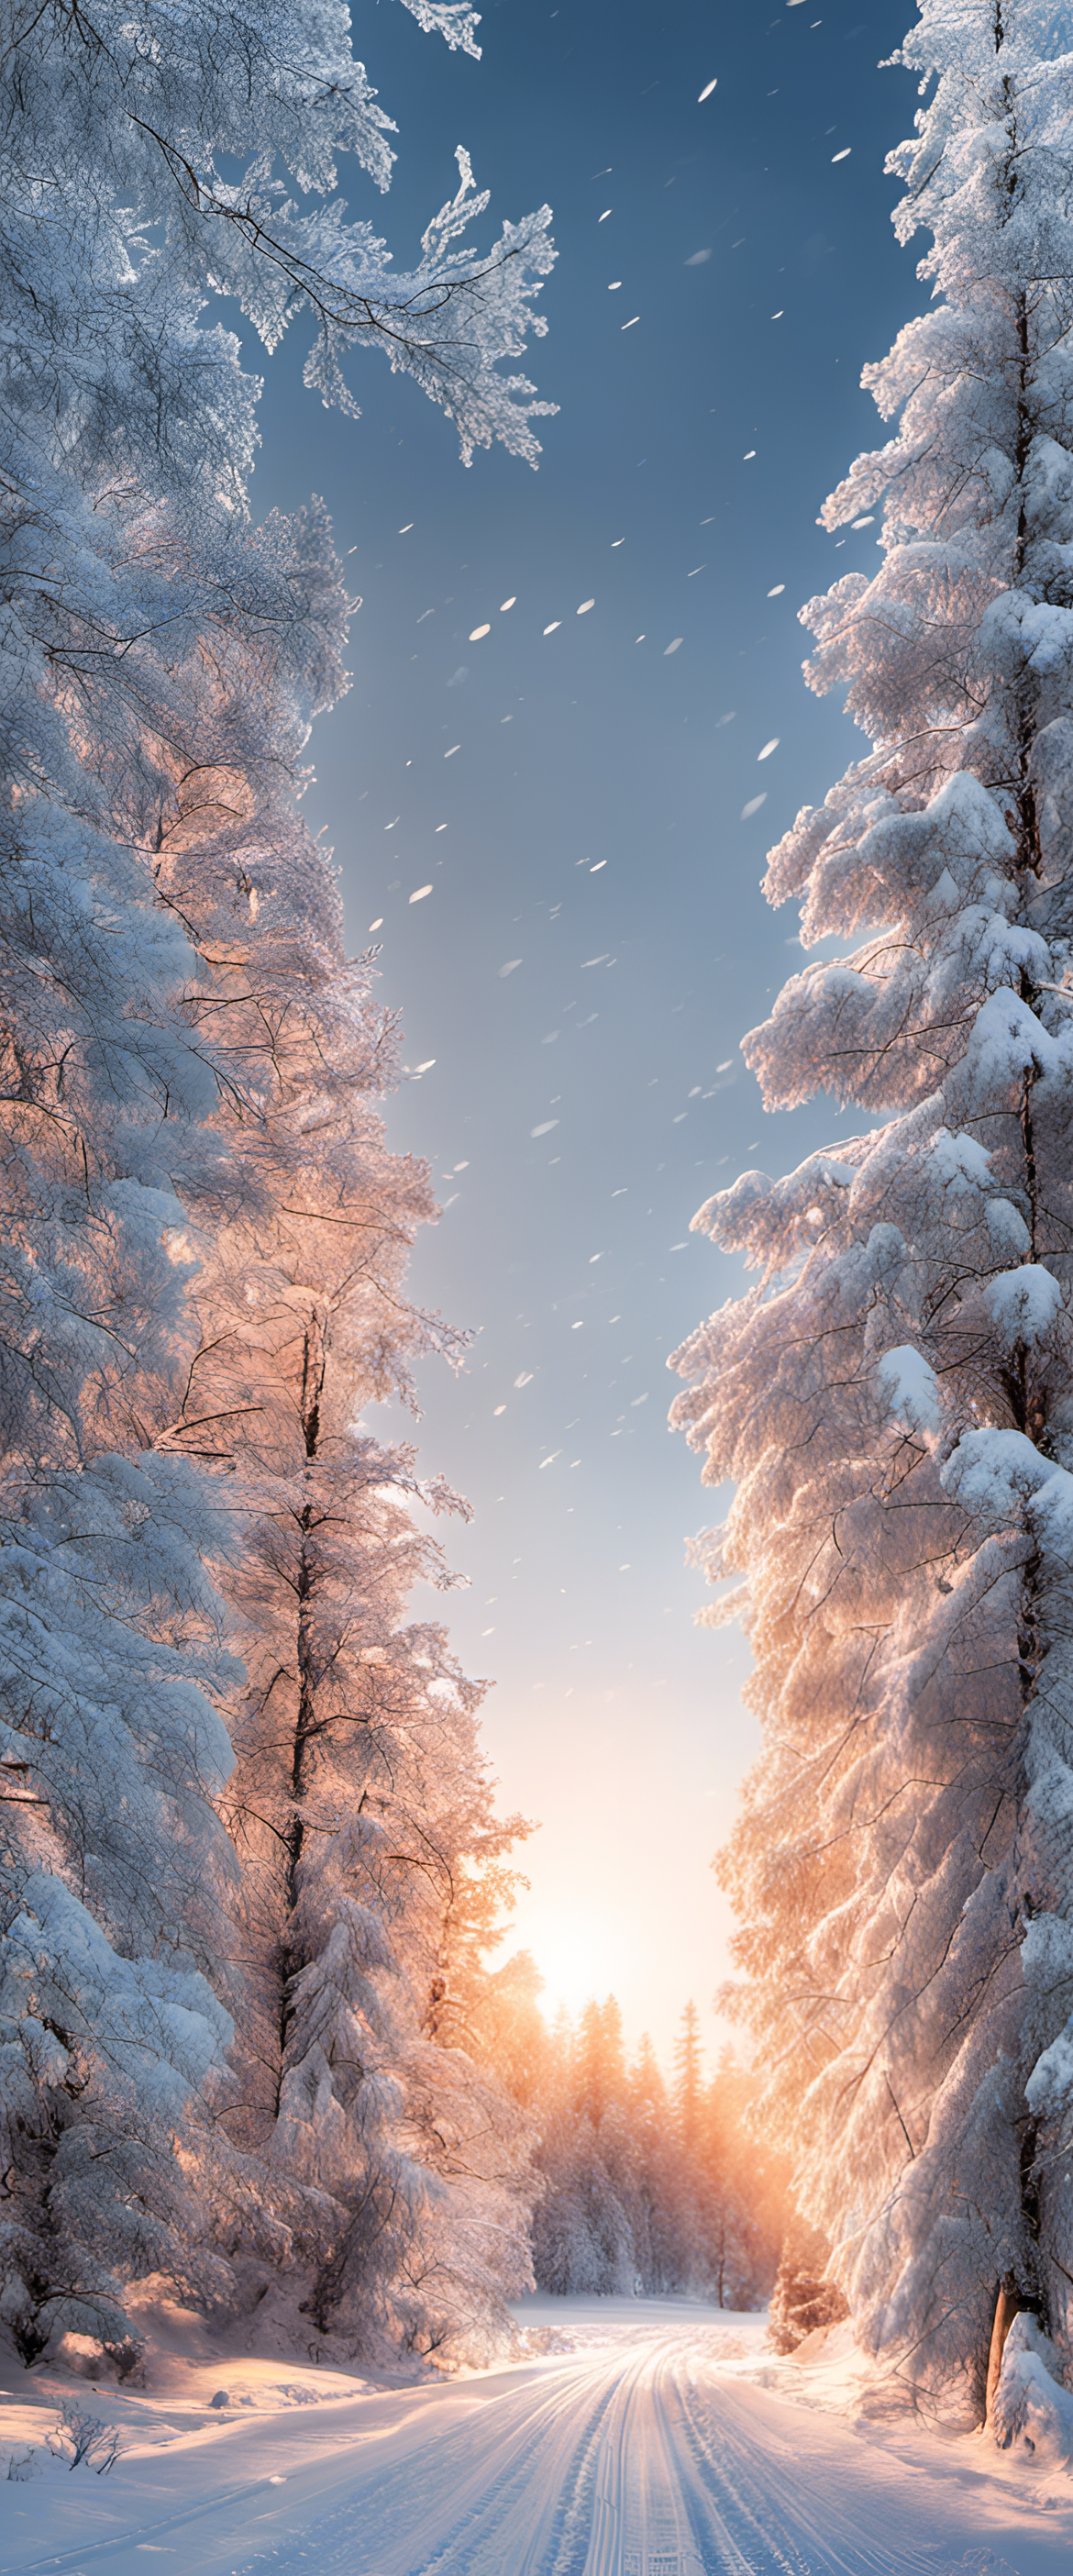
3;2299;1071;2574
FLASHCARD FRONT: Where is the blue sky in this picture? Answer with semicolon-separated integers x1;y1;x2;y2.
246;0;924;2060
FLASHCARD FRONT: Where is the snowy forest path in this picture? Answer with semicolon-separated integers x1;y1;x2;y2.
6;2305;1073;2575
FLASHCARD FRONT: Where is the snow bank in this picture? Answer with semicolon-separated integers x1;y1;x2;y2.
991;2314;1073;2467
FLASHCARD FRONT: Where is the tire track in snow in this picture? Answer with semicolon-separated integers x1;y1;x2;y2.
232;2360;624;2576
10;2316;1073;2576
405;2365;620;2574
585;2337;709;2576
672;2353;973;2576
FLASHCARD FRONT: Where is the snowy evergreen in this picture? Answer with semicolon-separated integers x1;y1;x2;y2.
476;1984;786;2306
0;0;552;2371
0;1460;239;2364
674;0;1073;2419
768;2218;849;2358
94;493;539;2361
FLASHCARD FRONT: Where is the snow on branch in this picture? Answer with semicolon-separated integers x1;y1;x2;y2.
136;131;557;464
8;1;556;478
395;0;482;55
0;0;543;2375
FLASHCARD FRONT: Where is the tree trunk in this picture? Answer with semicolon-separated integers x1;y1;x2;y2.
984;2274;1023;2429
278;1317;326;2077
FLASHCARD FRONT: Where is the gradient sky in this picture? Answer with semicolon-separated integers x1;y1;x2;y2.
244;0;924;2065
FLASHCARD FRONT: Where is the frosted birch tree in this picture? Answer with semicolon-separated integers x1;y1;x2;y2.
672;0;1073;2424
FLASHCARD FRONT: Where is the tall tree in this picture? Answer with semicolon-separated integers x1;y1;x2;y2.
0;0;553;2368
672;0;1073;2421
573;1997;626;2127
118;496;541;2363
0;1459;240;2366
672;2001;704;2150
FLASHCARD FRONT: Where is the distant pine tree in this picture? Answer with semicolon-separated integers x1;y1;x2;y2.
672;2002;704;2150
574;1997;626;2127
491;1995;786;2305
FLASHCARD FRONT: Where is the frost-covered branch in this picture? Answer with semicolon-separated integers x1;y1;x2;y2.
4;0;555;476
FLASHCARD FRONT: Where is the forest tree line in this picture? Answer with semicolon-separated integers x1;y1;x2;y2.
468;1977;788;2308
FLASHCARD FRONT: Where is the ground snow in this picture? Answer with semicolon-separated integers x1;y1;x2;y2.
2;2295;1073;2572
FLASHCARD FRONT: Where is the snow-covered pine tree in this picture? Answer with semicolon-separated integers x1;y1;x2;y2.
1;0;554;2366
98;500;537;2362
672;0;1073;2421
508;1996;780;2304
527;2002;636;2298
0;1458;241;2367
0;94;255;2376
221;1409;536;2366
672;2001;703;2150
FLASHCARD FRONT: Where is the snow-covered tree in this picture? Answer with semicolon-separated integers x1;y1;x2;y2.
0;446;254;2356
1;0;554;1428
768;2217;848;2358
0;0;554;2368
672;0;1073;2421
6;0;555;481
105;534;537;2361
1;0;556;1429
0;1457;240;2365
459;1949;549;2109
672;2001;703;2149
502;1993;782;2305
217;1402;538;2364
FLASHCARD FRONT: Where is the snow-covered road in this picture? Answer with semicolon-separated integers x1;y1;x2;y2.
5;2299;1073;2575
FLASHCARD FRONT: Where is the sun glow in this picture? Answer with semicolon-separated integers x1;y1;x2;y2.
529;1910;626;2023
